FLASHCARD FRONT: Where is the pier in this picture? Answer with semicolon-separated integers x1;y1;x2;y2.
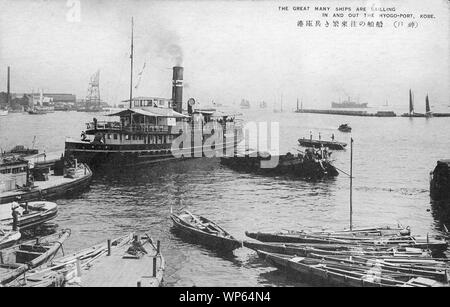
295;108;450;117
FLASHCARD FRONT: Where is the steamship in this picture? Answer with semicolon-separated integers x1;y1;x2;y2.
65;20;242;168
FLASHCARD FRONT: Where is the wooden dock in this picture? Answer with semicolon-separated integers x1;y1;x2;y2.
69;236;164;287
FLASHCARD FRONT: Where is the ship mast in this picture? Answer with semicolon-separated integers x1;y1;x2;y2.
129;17;134;109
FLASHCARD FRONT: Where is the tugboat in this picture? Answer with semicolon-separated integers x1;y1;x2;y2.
338;124;352;132
65;19;242;168
220;148;339;179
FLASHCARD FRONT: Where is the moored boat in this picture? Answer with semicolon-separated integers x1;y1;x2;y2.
244;240;433;259
221;149;339;179
245;231;448;253
0;226;21;250
0;201;58;230
256;250;449;287
0;229;70;285
170;209;242;252
0;156;93;204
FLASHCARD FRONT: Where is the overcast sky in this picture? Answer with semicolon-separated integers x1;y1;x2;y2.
0;0;448;110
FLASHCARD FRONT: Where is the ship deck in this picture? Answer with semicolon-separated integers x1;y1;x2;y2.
0;166;92;203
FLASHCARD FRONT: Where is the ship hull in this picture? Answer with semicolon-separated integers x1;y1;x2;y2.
65;139;240;168
220;155;339;179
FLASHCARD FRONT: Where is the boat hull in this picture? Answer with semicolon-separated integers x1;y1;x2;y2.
221;155;339;179
65;139;240;168
170;215;241;252
0;201;58;230
257;250;392;287
298;138;347;150
0;164;92;204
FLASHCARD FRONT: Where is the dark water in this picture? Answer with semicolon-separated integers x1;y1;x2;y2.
1;110;449;286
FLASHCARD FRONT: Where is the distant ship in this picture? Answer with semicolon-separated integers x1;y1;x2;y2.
331;97;368;108
240;99;250;109
27;89;54;115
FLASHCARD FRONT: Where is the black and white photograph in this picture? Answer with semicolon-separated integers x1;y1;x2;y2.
0;0;449;294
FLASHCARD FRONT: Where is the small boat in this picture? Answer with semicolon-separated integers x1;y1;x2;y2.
221;149;339;179
7;233;164;287
245;231;448;253
170;209;242;252
0;229;70;285
27;108;47;115
0;110;9;116
244;240;433;259
0;226;21;250
298;138;347;150
338;124;352;132
256;250;449;287
0;156;93;204
0;201;58;231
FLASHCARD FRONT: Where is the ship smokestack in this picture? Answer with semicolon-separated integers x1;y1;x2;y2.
172;66;183;113
7;66;10;106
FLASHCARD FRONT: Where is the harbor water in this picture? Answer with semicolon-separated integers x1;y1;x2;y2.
0;110;449;286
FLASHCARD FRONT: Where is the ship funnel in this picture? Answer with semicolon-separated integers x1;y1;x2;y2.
172;66;183;113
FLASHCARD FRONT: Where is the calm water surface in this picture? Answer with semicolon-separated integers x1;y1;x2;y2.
1;110;449;286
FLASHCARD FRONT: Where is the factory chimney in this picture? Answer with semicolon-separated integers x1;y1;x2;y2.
7;66;10;106
172;66;183;113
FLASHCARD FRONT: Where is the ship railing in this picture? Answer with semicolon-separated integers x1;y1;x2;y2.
85;121;169;133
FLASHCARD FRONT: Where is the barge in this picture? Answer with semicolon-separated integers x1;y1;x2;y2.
0;155;92;204
220;149;339;179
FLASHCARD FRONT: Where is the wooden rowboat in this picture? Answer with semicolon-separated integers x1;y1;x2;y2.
256;250;449;287
170;209;242;252
244;240;433;259
0;226;21;250
0;201;58;231
0;229;70;285
245;231;448;253
7;233;164;287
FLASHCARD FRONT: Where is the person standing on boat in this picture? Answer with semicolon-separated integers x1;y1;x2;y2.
331;133;335;142
93;117;98;131
318;132;321;141
11;202;20;231
309;130;312;141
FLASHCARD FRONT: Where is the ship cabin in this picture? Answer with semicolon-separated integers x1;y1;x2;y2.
0;157;29;193
83;107;190;146
122;97;172;109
